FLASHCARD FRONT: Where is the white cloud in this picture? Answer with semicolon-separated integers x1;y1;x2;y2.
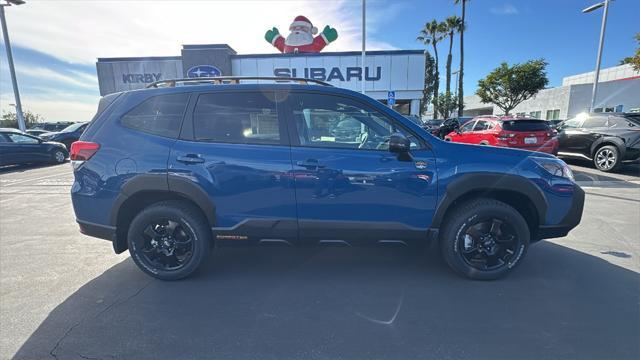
1;92;97;122
15;67;97;90
3;0;396;65
490;3;519;15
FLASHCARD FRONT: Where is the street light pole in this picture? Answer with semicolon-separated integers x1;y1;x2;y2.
583;0;611;113
0;0;27;131
361;0;366;94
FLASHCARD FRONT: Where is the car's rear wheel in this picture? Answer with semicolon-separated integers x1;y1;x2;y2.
51;149;66;164
593;145;620;172
127;200;211;280
440;198;529;280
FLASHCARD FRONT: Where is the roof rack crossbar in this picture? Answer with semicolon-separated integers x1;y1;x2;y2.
146;76;333;88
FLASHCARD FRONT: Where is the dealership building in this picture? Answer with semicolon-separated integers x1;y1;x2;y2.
461;64;640;120
96;44;426;116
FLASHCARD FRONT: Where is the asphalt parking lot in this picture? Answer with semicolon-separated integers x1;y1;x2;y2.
1;161;638;360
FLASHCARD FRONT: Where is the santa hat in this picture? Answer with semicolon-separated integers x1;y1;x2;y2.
290;15;318;35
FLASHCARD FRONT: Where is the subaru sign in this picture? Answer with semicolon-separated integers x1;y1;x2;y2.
187;65;222;78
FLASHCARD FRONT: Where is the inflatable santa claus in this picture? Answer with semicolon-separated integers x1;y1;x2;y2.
265;15;338;54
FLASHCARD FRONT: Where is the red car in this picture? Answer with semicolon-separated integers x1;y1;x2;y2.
445;116;559;155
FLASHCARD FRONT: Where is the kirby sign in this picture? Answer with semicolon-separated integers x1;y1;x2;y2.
187;65;222;78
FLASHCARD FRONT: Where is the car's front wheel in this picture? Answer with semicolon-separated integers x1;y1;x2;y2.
127;200;211;280
440;198;529;280
593;145;620;172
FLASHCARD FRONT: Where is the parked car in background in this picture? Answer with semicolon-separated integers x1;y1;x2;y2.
71;77;583;281
422;119;444;136
26;129;53;137
40;122;88;149
404;115;424;127
547;119;564;129
445;116;559;155
557;113;640;172
0;128;68;166
31;121;74;132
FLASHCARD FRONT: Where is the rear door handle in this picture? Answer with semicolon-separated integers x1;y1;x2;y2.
176;154;205;164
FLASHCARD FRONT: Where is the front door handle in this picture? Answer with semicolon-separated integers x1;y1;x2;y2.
176;154;205;164
296;159;325;169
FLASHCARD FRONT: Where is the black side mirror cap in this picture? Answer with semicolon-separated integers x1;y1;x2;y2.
388;132;410;154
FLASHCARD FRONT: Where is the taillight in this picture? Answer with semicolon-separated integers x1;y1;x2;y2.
497;132;516;141
70;141;100;169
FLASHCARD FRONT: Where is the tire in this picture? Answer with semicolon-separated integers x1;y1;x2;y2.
479;140;489;145
127;200;211;280
51;149;67;164
440;198;529;280
593;145;620;172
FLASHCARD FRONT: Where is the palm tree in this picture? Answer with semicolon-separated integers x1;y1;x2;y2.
443;16;463;100
417;20;444;118
454;0;469;117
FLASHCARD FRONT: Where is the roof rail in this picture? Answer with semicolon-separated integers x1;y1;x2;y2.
146;76;333;89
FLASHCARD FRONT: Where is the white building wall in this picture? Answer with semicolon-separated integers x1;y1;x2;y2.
562;64;639;86
567;79;640;117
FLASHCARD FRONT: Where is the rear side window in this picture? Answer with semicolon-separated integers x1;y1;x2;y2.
501;120;549;131
582;117;608;128
121;93;189;138
193;92;280;145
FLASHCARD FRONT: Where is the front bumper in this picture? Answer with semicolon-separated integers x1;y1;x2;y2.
535;184;585;240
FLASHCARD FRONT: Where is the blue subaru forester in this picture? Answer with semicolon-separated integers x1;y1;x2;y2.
71;77;584;281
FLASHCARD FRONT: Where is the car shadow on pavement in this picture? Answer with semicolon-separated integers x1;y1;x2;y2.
0;162;67;174
13;243;640;360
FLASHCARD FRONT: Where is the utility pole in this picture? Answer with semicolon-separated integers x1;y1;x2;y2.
582;0;611;113
0;0;27;131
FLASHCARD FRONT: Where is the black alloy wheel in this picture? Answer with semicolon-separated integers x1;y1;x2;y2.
459;217;520;271
137;219;194;271
128;201;211;280
441;198;529;280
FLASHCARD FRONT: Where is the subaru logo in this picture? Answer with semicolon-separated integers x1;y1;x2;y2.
187;65;221;78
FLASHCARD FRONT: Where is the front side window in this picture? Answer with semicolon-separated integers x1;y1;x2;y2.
290;94;421;150
6;133;39;144
561;118;582;129
473;120;490;131
121;93;189;138
460;121;475;133
193;92;280;145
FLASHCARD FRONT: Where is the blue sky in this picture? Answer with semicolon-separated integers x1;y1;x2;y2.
0;0;638;122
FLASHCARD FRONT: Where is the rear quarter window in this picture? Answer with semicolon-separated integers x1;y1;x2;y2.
501;120;549;131
121;93;189;138
193;92;281;145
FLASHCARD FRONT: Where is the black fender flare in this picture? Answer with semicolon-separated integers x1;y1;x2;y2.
109;173;216;227
590;136;625;159
430;173;548;229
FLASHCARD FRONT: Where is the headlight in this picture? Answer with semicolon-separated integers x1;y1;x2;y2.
532;157;574;181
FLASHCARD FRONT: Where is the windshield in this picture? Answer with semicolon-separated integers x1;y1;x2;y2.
60;122;86;133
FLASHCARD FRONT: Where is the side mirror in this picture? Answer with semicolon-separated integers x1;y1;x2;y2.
388;132;410;154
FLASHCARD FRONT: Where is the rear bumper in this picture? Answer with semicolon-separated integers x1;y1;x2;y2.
77;219;115;242
535;184;585;240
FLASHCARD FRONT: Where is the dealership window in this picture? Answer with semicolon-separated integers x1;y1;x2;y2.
121;93;189;138
290;94;421;150
615;105;624;112
193;92;280;145
546;109;560;120
529;111;541;118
